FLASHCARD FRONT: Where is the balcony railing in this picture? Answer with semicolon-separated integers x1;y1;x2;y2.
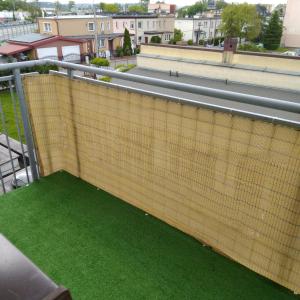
0;59;299;294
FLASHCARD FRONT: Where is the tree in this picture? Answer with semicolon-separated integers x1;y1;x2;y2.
220;4;261;42
174;28;183;43
123;28;132;56
99;3;120;13
68;0;75;11
186;0;208;18
177;7;188;18
216;0;227;10
128;5;146;13
54;0;62;15
263;11;282;50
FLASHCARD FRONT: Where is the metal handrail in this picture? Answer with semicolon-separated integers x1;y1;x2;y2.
1;59;299;115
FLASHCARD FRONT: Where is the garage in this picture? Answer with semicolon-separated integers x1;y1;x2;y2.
36;47;58;60
62;45;81;62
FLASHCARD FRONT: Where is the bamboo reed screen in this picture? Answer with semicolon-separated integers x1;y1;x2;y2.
23;75;300;293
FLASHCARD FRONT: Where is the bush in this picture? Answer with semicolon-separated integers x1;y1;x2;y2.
213;37;225;46
238;43;266;52
115;46;124;57
91;57;110;67
34;64;59;74
150;36;161;44
100;76;112;82
187;39;193;45
133;47;140;55
199;39;205;46
115;64;136;72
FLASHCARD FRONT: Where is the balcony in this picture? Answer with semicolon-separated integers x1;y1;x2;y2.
0;60;299;299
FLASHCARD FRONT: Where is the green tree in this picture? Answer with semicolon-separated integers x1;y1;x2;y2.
220;4;261;41
68;0;75;11
128;5;146;13
177;7;188;18
186;0;208;18
99;3;120;13
123;28;132;56
216;0;227;10
54;0;62;15
174;28;183;43
263;11;282;50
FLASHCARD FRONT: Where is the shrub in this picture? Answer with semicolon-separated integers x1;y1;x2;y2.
91;57;110;67
115;64;136;72
238;43;266;52
187;39;193;45
100;76;112;82
213;37;225;46
115;46;124;57
150;36;161;43
34;64;59;74
199;39;205;46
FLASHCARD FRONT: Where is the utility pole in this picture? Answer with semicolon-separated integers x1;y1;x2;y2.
93;0;99;57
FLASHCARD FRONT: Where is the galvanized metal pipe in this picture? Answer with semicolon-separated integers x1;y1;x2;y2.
13;68;39;181
1;59;300;114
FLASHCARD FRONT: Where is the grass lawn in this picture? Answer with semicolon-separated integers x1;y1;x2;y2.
0;171;298;300
0;90;24;141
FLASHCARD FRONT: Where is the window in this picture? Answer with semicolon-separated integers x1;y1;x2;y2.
130;21;134;29
147;21;149;29
88;22;95;31
138;21;142;29
106;22;110;30
159;21;161;28
165;34;171;41
100;22;104;31
152;21;155;28
138;36;142;42
204;21;208;27
115;21;118;29
99;38;105;48
43;23;52;32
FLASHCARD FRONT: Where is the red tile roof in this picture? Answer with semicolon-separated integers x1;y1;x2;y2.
0;44;32;55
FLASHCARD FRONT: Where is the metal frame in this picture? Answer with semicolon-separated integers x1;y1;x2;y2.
1;59;299;116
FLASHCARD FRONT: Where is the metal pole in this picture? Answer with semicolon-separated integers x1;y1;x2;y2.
13;68;39;181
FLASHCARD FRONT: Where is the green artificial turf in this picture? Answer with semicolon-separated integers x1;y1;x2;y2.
0;90;24;140
0;171;298;300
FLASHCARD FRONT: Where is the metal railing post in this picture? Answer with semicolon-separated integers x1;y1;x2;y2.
13;68;39;181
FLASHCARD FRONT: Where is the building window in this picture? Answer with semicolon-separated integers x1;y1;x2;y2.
138;36;142;42
152;21;155;28
99;38;105;48
106;22;110;30
88;22;95;31
43;22;52;32
138;21;142;29
165;34;170;41
115;21;118;29
204;21;208;27
130;21;134;29
100;22;104;31
159;21;161;28
147;21;149;29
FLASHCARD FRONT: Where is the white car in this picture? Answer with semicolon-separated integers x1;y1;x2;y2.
283;51;296;56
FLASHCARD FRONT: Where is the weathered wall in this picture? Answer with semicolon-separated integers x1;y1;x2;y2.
141;44;223;62
24;74;300;294
137;55;300;91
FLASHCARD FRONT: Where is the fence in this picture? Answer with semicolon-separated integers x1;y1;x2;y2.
0;71;39;194
0;59;300;293
0;23;37;42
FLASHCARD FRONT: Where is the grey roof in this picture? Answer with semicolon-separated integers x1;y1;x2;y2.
9;33;54;44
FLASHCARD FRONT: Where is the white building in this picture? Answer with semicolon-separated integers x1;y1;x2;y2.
113;15;175;46
175;15;222;43
148;3;176;14
282;0;300;48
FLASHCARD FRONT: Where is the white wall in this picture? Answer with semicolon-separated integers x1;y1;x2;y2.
175;19;193;41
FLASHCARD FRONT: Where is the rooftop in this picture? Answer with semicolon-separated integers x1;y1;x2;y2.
8;33;53;44
38;15;110;20
0;171;297;300
0;43;31;55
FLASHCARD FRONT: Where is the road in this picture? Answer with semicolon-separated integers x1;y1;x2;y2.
112;68;300;125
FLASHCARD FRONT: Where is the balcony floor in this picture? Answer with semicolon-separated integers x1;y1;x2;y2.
0;171;297;300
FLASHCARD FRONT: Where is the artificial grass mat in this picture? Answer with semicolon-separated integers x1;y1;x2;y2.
0;171;298;300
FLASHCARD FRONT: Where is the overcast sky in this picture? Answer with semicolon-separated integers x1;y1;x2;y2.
55;0;287;6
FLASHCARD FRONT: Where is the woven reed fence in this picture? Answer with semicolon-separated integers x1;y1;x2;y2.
23;74;300;293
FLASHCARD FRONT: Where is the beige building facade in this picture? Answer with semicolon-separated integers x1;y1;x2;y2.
282;0;300;48
113;15;175;46
37;15;123;56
